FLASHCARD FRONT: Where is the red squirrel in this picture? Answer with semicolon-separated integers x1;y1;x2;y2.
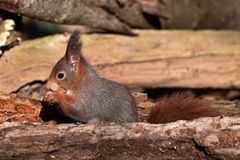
43;30;138;123
43;31;239;124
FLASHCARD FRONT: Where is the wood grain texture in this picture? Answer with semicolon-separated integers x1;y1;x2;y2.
2;0;240;31
1;30;240;92
0;0;152;34
0;116;240;159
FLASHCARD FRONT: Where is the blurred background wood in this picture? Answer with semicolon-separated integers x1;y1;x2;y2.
1;0;240;35
138;0;240;29
0;0;150;35
1;30;240;94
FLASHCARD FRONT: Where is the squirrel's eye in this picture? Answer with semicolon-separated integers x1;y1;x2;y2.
57;72;65;80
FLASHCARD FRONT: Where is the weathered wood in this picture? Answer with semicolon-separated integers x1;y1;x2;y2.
0;34;67;92
0;116;240;159
0;0;153;35
1;30;240;92
2;0;240;31
138;0;240;29
0;92;43;123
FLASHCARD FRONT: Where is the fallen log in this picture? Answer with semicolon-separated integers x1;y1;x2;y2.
2;0;240;32
0;91;240;159
0;116;240;159
0;0;152;35
1;30;240;93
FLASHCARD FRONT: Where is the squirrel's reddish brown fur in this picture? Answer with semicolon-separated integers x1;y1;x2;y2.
148;93;221;124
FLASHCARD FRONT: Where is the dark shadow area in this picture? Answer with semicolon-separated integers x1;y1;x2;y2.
21;18;61;39
40;102;78;124
143;13;161;29
143;87;240;101
0;9;22;30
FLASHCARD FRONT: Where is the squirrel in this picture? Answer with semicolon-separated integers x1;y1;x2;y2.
43;30;240;124
42;30;138;123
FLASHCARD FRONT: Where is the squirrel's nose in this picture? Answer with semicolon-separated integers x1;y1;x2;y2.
46;81;59;92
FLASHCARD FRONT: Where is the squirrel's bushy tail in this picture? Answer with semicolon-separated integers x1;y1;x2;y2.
148;93;220;124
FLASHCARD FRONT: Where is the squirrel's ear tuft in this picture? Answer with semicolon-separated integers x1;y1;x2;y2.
65;30;83;64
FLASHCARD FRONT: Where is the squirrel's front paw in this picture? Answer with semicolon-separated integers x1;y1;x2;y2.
43;91;58;104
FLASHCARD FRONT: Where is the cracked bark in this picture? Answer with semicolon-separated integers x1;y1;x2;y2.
0;116;240;159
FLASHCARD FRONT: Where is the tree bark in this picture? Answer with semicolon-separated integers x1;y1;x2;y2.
1;30;240;93
139;0;240;29
0;116;240;159
0;92;42;123
1;0;240;32
0;0;152;35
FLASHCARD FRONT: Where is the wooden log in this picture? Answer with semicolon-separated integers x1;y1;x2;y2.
2;0;240;31
1;30;240;93
0;0;153;35
0;92;240;159
0;116;240;159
